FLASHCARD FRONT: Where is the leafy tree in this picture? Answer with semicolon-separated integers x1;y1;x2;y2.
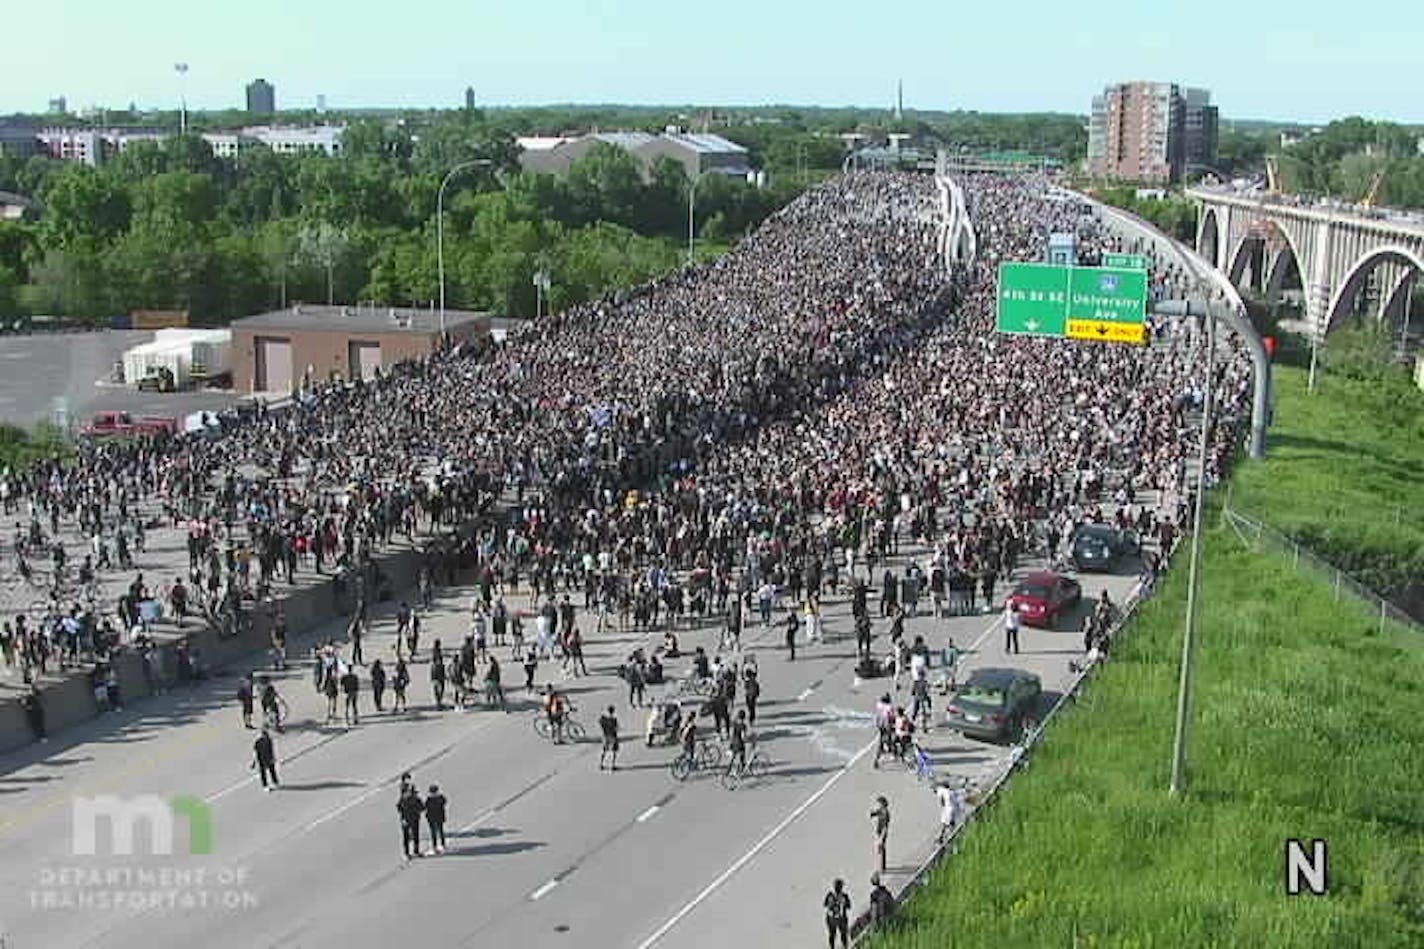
297;221;350;304
39;165;131;250
565;143;645;229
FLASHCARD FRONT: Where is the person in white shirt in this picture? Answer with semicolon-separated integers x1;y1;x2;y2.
935;782;967;843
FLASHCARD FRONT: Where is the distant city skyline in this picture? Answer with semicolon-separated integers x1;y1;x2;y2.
4;0;1421;125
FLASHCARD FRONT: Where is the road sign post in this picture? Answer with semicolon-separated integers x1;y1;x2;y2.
997;262;1147;345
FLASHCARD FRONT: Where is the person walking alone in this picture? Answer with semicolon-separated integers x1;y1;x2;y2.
398;784;424;860
392;657;409;712
370;658;386;712
1003;602;1021;656
252;727;278;791
341;664;360;725
870;795;890;873
599;705;620;771
424;784;448;855
823;878;851;949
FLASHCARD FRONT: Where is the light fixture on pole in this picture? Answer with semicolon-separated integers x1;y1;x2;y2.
435;158;493;337
174;63;189;135
1168;299;1215;797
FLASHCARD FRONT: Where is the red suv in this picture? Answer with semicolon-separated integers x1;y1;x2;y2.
1005;570;1082;629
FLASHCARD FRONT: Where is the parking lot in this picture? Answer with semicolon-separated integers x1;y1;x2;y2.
0;330;246;428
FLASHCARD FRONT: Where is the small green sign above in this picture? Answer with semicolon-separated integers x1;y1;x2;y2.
1102;253;1149;271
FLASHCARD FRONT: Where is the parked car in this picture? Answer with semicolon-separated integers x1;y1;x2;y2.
945;667;1042;743
1070;523;1140;572
135;367;177;392
79;411;179;439
1006;570;1081;629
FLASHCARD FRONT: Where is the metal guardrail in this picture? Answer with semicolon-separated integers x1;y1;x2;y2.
850;568;1159;944
1221;504;1419;633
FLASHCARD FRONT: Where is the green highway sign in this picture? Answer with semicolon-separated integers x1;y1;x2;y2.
1102;253;1149;270
997;262;1148;345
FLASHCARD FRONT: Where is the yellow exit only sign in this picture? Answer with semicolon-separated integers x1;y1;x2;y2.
1066;319;1147;344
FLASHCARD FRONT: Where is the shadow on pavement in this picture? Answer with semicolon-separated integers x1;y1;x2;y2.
444;840;546;857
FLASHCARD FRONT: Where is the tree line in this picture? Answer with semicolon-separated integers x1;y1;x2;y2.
0;116;809;322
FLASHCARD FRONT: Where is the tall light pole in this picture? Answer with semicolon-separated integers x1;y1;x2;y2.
174;63;189;135
436;158;493;336
1169;300;1215;797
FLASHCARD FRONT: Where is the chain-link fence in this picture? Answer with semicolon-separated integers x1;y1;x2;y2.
1221;504;1419;633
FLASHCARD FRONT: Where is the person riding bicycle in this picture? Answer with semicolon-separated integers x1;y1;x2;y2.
678;711;698;763
728;709;750;773
872;693;895;767
258;677;286;732
543;685;569;743
892;705;915;758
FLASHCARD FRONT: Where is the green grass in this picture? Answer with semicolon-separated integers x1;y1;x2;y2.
869;526;1424;949
1229;365;1424;613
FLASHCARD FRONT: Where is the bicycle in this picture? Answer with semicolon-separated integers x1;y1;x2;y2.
672;675;715;699
719;747;771;790
903;742;936;784
532;708;585;743
669;738;722;781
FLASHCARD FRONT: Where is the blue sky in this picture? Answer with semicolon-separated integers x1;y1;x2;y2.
4;0;1419;123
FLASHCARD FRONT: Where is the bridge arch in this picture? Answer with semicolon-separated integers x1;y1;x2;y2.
1265;242;1303;300
1198;207;1221;268
1325;245;1424;334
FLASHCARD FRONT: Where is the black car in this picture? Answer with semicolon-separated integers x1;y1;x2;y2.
1070;524;1139;572
944;668;1042;743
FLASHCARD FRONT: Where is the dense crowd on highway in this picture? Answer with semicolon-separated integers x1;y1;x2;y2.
0;171;1250;779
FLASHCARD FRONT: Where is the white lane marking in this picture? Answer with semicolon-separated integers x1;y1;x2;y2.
635;804;660;823
303;783;387;834
459;809;498;833
796;687;814;702
635;737;877;949
530;879;559;900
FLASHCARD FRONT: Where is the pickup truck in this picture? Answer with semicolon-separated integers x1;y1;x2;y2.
79;411;179;439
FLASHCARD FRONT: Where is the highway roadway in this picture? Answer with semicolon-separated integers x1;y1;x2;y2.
0;528;1150;949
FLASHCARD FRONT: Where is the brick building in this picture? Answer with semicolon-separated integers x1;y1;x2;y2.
230;305;487;395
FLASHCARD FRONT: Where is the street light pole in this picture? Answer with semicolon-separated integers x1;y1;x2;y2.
174;63;189;136
1170;302;1215;797
436;158;492;336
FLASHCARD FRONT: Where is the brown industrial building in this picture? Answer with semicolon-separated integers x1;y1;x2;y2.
230;304;488;395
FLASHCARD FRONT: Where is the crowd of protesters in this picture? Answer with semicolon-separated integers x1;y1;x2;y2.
0;169;1251;746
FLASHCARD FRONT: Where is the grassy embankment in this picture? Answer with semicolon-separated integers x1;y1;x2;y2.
870;364;1424;948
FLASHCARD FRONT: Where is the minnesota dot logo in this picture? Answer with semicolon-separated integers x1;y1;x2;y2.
1098;273;1119;293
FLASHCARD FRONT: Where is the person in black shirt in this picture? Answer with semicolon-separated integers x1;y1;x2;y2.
252;728;278;791
728;709;749;772
599;705;620;771
398;786;424;860
823;878;851;948
430;642;446;710
340;666;360;724
370;659;386;712
743;668;761;725
424;785;448;855
868;872;896;927
392;657;409;712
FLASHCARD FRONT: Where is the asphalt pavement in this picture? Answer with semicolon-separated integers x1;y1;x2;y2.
0;330;242;427
0;519;1149;949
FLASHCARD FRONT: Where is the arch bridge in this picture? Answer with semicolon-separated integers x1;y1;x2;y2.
1189;186;1424;339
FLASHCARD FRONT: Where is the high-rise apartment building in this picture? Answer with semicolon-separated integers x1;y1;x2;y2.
246;79;276;115
1087;81;1216;182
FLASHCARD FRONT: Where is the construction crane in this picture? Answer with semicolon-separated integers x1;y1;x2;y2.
1361;168;1386;207
1265;156;1281;194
